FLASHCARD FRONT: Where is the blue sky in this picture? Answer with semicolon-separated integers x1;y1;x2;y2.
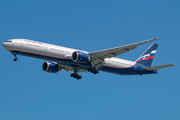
0;0;179;120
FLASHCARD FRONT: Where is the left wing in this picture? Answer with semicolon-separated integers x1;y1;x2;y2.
89;38;161;68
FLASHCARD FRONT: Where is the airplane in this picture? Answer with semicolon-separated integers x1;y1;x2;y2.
2;38;175;80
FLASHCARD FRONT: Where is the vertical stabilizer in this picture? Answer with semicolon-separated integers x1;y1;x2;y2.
136;43;158;67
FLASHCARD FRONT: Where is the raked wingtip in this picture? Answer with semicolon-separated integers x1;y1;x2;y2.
153;38;162;40
171;63;176;66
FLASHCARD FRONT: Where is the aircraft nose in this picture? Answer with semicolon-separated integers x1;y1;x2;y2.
2;42;6;47
2;42;8;49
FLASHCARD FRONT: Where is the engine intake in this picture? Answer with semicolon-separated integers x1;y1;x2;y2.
72;51;90;63
42;61;60;73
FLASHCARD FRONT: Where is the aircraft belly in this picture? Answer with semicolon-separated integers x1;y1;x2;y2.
14;50;91;69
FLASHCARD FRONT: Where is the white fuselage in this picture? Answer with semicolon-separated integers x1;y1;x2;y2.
3;39;140;76
3;39;135;68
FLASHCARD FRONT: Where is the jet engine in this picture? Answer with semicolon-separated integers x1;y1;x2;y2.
42;61;60;73
72;51;90;63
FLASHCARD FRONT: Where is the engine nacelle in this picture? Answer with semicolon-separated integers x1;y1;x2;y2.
42;61;60;73
72;51;90;63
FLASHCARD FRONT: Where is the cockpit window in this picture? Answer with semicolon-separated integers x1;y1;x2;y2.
6;41;12;42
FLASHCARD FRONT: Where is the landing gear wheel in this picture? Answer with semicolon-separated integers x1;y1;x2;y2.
94;70;99;74
77;75;82;80
14;58;18;61
70;73;76;77
87;68;99;74
74;75;77;79
87;68;91;72
70;73;82;80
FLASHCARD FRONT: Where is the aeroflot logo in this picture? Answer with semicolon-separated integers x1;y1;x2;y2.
137;50;156;61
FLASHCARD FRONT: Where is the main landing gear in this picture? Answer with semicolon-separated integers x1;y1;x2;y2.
70;73;82;80
11;52;18;61
70;68;82;80
87;68;99;74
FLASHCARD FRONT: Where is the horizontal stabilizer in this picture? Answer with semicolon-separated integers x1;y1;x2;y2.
144;64;176;70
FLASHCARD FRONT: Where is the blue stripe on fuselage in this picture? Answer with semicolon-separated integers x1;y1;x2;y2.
99;63;157;75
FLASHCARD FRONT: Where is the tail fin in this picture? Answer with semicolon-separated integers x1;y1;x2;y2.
136;43;158;67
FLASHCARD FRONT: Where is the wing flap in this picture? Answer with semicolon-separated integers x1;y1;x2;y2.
144;64;176;70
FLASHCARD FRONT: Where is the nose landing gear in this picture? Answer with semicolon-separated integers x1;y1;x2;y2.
11;52;18;61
